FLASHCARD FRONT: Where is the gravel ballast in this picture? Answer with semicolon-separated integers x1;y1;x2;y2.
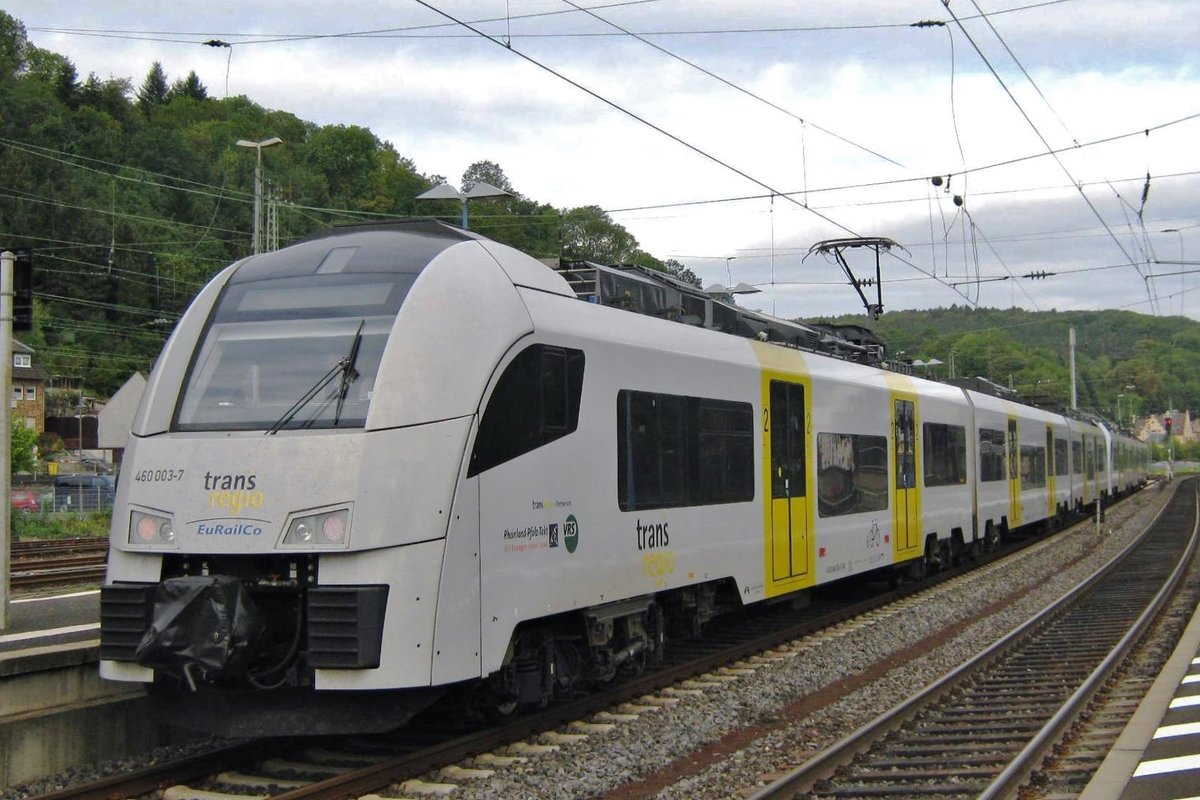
449;484;1175;800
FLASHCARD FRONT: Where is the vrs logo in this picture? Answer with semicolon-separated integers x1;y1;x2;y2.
564;515;579;554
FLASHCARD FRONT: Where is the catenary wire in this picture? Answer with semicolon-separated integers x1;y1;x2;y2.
941;1;1154;312
559;0;905;168
405;0;975;305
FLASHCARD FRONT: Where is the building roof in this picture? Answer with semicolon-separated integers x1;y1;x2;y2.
11;338;49;381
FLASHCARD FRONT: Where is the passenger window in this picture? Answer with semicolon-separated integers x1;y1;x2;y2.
816;432;888;517
923;422;966;487
617;390;753;511
979;428;1006;482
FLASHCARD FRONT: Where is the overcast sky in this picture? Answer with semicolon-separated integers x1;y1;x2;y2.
7;1;1200;322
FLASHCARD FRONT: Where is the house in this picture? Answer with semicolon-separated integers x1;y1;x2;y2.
1134;409;1197;444
11;339;48;432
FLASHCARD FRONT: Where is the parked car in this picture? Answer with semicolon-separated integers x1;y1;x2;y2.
11;488;39;512
54;474;115;512
80;457;115;474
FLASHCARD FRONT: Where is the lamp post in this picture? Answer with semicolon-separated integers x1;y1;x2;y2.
416;181;509;230
236;137;283;254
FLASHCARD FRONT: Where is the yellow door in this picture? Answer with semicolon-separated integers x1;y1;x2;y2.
892;398;921;560
1007;418;1022;528
768;380;809;584
1045;425;1056;519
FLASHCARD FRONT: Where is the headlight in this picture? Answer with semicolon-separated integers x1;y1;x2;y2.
129;510;177;547
282;508;350;548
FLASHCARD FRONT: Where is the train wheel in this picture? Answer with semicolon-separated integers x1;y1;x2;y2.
983;522;999;553
923;537;941;575
480;687;520;724
646;604;666;669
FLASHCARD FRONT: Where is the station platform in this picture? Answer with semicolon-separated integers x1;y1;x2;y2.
0;588;100;657
0;588;168;788
1083;596;1200;799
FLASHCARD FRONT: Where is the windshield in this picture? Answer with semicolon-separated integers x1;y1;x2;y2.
174;273;414;431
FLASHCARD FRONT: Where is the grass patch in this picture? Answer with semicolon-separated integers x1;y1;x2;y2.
13;511;111;540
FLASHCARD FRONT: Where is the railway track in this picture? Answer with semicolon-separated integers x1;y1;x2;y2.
10;536;108;588
16;495;1160;800
748;478;1199;800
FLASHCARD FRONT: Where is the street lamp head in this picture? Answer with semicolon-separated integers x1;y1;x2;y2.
416;184;465;201
416;181;508;229
236;137;283;150
462;181;510;200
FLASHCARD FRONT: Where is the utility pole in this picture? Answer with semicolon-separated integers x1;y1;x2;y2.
0;251;13;629
1068;327;1077;410
236;137;283;254
266;187;279;253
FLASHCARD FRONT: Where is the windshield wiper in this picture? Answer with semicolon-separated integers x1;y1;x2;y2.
265;320;365;435
334;320;364;425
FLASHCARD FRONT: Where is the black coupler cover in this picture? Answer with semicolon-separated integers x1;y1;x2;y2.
135;575;263;676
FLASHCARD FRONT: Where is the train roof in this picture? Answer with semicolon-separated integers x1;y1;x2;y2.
549;259;1137;432
230;219;478;284
553;260;894;367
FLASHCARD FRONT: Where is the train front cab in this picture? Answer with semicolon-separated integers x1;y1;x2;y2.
98;223;587;733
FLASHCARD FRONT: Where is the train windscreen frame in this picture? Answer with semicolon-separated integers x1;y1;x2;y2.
173;273;414;431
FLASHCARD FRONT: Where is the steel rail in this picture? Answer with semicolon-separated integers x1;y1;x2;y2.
979;480;1200;800
9;537;109;587
747;478;1196;800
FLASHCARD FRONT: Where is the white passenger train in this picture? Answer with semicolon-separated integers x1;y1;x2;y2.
99;220;1149;734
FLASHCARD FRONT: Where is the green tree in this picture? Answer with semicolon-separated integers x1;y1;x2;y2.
168;70;207;101
462;159;516;194
53;58;78;106
305;123;380;203
136;61;169;113
664;258;702;288
11;416;38;473
0;11;30;80
560;205;640;263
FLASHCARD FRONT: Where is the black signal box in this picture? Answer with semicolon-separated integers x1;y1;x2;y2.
12;247;32;332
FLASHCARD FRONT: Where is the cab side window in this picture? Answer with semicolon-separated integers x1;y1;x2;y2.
469;344;584;476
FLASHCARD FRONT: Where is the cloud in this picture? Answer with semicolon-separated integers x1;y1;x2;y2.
9;0;1200;319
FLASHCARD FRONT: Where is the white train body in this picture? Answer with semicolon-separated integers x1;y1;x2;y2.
98;221;1148;734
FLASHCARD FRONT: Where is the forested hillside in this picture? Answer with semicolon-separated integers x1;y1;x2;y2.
0;10;1193;432
0;12;681;397
812;306;1200;424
